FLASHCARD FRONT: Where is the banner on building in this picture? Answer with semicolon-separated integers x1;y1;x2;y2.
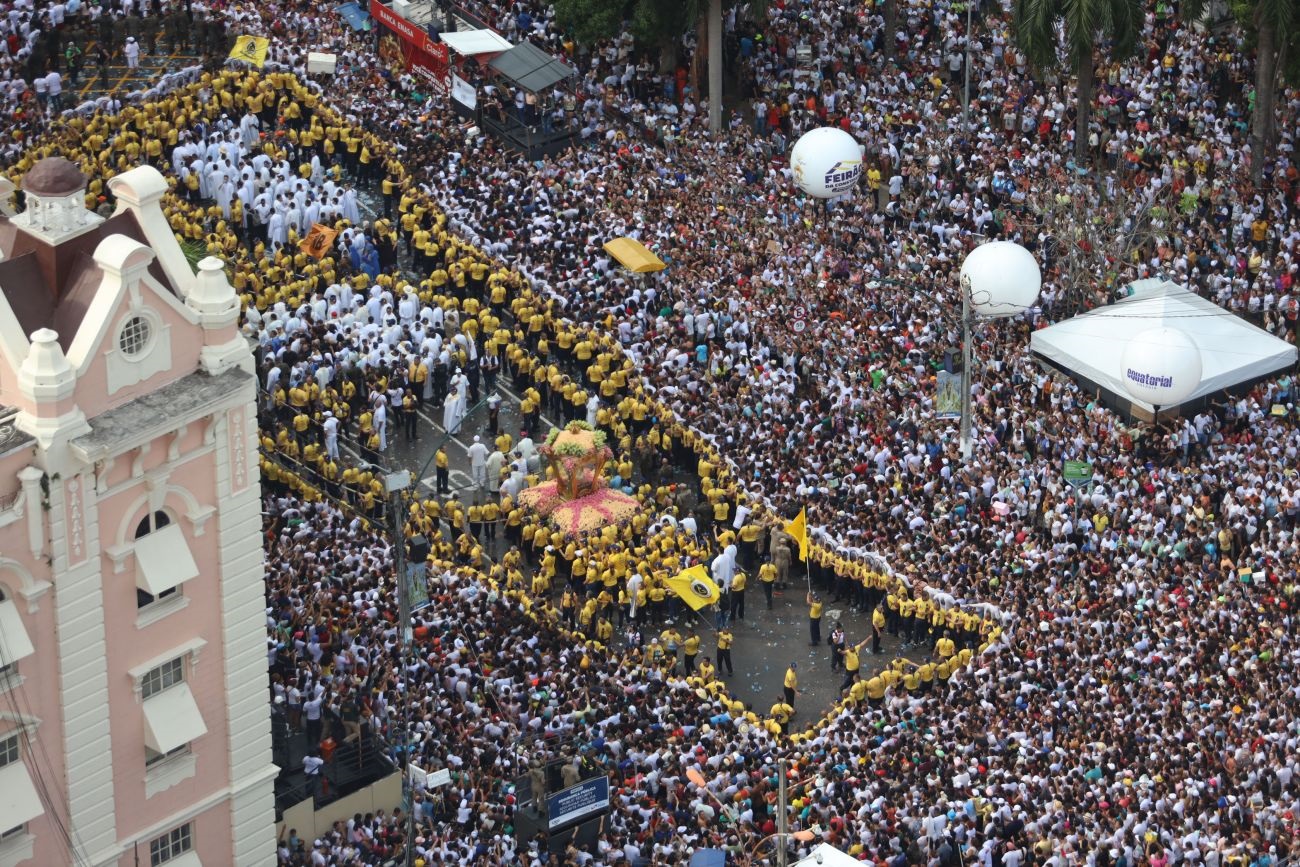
369;0;450;91
450;73;477;109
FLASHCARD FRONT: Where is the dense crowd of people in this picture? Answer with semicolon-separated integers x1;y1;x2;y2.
7;0;1300;864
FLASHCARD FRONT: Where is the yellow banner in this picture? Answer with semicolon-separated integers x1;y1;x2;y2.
228;35;270;67
665;564;720;611
784;507;809;561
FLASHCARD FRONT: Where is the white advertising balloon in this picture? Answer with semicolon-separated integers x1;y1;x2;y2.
960;241;1042;317
1121;327;1203;407
790;127;863;198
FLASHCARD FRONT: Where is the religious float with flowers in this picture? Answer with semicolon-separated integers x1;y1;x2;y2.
515;421;642;536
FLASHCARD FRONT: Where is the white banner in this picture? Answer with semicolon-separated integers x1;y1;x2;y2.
451;73;476;109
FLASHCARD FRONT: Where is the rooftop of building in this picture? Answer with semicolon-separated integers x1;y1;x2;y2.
0;405;35;462
0;157;182;352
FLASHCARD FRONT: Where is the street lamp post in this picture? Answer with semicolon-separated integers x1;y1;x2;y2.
957;242;1042;463
744;830;818;865
961;0;973;132
688;762;814;866
959;273;975;461
384;470;416;867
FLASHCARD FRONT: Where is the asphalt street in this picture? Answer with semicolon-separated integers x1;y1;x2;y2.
332;192;909;719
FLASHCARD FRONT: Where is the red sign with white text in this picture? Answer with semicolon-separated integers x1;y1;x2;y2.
369;0;450;90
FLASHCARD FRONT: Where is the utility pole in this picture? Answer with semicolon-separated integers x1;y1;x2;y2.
776;759;789;867
708;0;723;135
959;274;974;463
384;470;415;867
961;0;973;132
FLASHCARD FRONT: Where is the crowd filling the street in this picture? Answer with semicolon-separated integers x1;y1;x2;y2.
6;0;1300;863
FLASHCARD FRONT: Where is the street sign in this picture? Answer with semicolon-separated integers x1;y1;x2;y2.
1062;460;1093;487
791;319;807;334
406;562;430;612
547;777;610;831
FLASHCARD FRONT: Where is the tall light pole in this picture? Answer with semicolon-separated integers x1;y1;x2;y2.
958;242;1042;463
709;0;723;135
961;0;973;131
384;469;416;867
776;758;789;867
959;273;975;461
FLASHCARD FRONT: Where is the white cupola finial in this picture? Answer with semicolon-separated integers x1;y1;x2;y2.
19;328;77;403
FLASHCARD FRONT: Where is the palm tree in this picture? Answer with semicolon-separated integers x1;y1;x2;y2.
1183;0;1296;183
1012;0;1144;164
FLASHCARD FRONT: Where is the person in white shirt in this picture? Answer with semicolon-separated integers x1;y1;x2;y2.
302;751;324;800
123;36;140;69
43;70;61;111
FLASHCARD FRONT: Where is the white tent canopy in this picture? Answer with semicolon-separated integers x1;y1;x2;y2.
439;29;512;57
1029;279;1296;413
793;844;861;867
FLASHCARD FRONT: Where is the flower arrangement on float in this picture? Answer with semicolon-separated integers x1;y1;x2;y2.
516;421;641;537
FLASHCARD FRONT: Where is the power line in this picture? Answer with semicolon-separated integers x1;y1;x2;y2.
0;606;92;867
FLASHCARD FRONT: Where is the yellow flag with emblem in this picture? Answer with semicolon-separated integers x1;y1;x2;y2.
784;507;809;561
665;564;720;611
228;35;270;67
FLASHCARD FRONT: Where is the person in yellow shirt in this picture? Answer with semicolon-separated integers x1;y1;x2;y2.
696;656;715;685
683;632;701;674
807;592;823;646
839;636;867;692
935;630;956;660
872;605;886;655
434;446;450;494
783;662;799;707
769;699;794;734
729;568;747;621
716;628;733;676
864;674;886;705
917;659;936;693
899;594;916;645
759;560;777;610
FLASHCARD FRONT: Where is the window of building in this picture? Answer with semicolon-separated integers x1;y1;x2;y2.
149;823;192;866
141;657;184;700
134;511;183;609
145;743;189;767
140;653;207;766
119;315;153;357
0;587;35;677
0;732;42;845
0;733;24;842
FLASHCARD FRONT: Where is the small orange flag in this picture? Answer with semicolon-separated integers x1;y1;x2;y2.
299;223;338;259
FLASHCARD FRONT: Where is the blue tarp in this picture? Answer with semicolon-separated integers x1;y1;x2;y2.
690;852;726;867
336;2;370;31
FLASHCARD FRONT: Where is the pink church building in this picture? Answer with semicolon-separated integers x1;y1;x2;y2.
0;159;277;866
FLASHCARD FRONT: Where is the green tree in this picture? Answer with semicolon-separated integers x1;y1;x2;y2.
553;0;627;48
1012;0;1144;163
554;0;766;134
630;0;702;64
1185;0;1297;182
